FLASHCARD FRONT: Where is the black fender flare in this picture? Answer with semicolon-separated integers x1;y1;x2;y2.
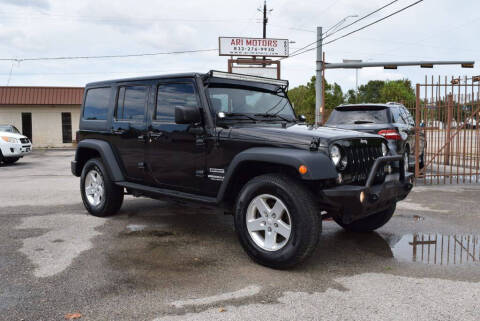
72;139;125;181
216;147;338;201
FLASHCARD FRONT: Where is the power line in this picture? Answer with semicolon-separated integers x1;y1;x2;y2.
0;48;218;62
0;67;227;76
0;12;256;24
292;0;340;31
323;0;399;40
6;62;14;86
324;0;424;46
287;0;400;57
286;0;424;59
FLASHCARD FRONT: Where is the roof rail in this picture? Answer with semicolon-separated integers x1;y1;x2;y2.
208;70;288;88
386;102;403;105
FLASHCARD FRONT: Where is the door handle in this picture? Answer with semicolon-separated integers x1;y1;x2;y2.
147;132;163;143
111;129;126;135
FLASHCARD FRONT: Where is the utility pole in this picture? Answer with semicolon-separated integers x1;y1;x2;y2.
262;0;267;38
258;0;271;67
315;26;323;126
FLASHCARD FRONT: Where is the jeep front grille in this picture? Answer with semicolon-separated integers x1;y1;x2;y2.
337;139;385;185
20;138;30;144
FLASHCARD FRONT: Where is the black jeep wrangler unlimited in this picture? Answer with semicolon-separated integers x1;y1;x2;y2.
71;71;413;268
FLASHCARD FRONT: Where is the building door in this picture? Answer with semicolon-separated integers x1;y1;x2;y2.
61;112;72;143
21;113;32;142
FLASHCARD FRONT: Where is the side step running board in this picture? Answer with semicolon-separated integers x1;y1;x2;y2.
116;181;217;204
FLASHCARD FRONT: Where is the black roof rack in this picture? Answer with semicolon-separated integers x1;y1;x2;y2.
208;70;288;89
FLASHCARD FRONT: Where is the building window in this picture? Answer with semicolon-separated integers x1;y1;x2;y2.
22;112;32;142
115;86;149;121
61;112;72;143
83;87;111;120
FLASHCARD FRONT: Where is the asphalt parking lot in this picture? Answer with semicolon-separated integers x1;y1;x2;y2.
1;150;479;321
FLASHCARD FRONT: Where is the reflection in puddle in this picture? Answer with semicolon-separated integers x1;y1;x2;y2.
389;233;479;265
121;224;174;238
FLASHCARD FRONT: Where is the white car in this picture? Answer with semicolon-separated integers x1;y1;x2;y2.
466;117;477;129
0;125;32;164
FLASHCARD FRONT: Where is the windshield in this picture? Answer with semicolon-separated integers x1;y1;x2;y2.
0;125;20;134
207;86;295;121
326;108;389;125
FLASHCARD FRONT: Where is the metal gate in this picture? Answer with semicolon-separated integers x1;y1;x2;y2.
414;76;480;184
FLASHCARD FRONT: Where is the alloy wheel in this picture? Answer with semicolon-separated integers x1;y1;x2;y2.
245;194;292;251
84;169;105;207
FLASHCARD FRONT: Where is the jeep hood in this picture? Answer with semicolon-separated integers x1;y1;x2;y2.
220;123;383;147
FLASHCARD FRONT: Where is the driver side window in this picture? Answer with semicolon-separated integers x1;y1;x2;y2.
156;82;198;123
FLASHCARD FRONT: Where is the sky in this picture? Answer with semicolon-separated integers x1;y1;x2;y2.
0;0;479;91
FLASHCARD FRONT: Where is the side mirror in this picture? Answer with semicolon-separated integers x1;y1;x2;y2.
298;114;307;122
175;106;201;124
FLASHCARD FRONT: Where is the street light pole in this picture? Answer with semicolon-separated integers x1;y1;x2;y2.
315;26;322;126
315;15;357;126
343;59;363;101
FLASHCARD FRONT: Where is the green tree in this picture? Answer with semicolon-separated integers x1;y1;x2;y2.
325;81;344;111
380;79;416;105
356;80;385;103
288;77;416;123
288;76;344;123
344;89;357;104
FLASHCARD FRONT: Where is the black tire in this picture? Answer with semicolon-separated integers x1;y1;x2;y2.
334;203;396;233
3;157;20;164
403;146;412;172
234;174;321;269
80;158;124;217
419;152;425;170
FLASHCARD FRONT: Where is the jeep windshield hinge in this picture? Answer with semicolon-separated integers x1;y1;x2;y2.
309;137;321;151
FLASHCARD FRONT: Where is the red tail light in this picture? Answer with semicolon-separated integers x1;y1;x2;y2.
378;129;401;140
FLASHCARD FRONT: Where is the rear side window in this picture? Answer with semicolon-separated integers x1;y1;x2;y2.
401;107;415;125
391;107;406;124
83;87;111;120
156;83;197;122
116;86;149;121
326;108;389;125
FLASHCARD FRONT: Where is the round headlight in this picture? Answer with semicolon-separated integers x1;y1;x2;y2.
330;144;341;167
381;142;388;156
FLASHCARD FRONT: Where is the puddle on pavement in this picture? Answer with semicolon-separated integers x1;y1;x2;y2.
120;224;174;238
388;233;480;265
396;214;425;221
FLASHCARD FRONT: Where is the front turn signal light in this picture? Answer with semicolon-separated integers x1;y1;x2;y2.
298;165;308;175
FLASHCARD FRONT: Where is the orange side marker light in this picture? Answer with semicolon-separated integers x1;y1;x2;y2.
299;165;308;175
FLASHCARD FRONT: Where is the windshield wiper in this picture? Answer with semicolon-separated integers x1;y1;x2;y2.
354;120;374;124
254;113;292;122
218;112;257;121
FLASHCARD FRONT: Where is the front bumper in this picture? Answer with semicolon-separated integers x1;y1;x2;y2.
321;155;413;224
0;142;32;157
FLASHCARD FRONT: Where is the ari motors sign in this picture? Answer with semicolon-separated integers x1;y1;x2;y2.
219;37;289;57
